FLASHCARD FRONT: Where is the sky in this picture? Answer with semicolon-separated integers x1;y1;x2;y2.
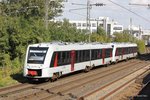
57;0;150;29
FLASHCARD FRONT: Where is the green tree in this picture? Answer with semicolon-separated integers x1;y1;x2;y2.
136;40;146;54
113;31;146;54
97;26;106;36
49;19;87;42
90;27;111;42
0;0;63;19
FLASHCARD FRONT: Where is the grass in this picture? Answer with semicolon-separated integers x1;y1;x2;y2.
0;67;27;88
0;76;19;87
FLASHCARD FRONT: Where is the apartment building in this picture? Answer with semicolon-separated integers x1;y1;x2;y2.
69;17;123;36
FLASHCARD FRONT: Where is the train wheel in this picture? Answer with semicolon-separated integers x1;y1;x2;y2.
116;59;119;63
84;66;91;72
91;64;95;70
105;63;108;67
51;73;59;82
125;57;129;62
109;61;112;65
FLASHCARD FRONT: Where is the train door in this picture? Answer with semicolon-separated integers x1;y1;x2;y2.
71;50;75;71
102;49;105;64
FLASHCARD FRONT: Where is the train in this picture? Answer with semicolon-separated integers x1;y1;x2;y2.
23;42;138;81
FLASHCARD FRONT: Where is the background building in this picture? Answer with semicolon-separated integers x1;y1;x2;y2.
55;16;150;44
69;17;123;36
129;25;150;44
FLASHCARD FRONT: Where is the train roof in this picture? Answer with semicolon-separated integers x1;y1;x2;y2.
111;42;137;48
28;42;113;51
28;42;137;51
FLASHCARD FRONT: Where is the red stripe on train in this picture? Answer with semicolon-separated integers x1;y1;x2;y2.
54;53;58;67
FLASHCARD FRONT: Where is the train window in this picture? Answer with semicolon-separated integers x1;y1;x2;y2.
130;47;132;53
83;50;86;61
61;52;65;65
56;51;71;66
75;51;79;63
116;48;121;56
117;48;124;56
124;48;126;54
75;49;104;63
66;51;71;64
85;50;90;61
115;48;117;56
62;52;66;64
78;51;81;62
27;47;48;64
95;50;99;59
105;49;108;58
79;51;83;62
57;52;62;66
76;50;86;63
125;48;127;54
105;48;112;58
133;47;135;53
98;49;102;59
128;47;130;54
50;52;56;67
91;50;96;60
125;48;128;54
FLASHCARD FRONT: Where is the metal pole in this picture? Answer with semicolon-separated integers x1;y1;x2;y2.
129;17;133;42
130;18;132;35
86;0;89;33
87;0;91;42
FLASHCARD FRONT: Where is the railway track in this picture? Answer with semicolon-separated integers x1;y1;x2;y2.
0;60;131;96
40;61;144;100
0;60;135;97
21;61;139;100
45;61;150;100
0;61;149;100
0;83;33;95
0;81;54;98
0;59;149;100
80;65;150;100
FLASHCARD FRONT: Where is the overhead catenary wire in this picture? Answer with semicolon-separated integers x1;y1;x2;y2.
107;0;150;23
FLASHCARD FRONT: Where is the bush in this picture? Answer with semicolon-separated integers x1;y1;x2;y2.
136;40;146;54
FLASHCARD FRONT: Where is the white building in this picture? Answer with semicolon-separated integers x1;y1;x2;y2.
142;29;150;45
129;25;150;44
128;25;142;40
69;17;123;36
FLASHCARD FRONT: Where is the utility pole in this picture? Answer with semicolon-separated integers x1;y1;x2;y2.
130;18;132;35
70;1;105;68
87;0;91;42
129;18;133;42
70;1;105;42
139;25;142;39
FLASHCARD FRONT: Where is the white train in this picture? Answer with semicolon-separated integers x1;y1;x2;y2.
23;42;137;81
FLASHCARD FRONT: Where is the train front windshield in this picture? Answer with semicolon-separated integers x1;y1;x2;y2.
27;47;48;64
